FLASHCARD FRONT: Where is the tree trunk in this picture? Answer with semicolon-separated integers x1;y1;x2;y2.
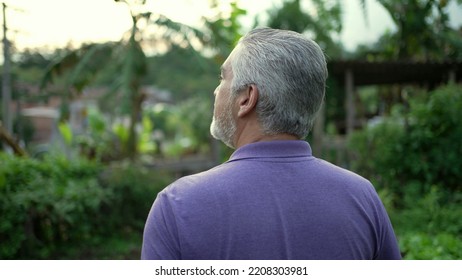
0;122;27;156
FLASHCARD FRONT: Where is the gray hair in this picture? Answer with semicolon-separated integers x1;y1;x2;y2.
230;27;327;139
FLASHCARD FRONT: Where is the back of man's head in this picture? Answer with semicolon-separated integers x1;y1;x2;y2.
231;27;327;139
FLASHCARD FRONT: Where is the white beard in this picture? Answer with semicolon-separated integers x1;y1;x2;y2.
210;102;236;149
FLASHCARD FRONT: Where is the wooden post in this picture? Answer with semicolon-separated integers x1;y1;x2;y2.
448;70;456;84
345;69;355;136
312;101;325;157
2;3;12;135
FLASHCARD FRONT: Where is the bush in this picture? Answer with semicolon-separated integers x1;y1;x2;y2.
0;154;171;259
348;84;462;259
390;187;462;235
0;154;107;259
349;84;462;205
98;161;173;231
399;232;462;260
402;84;462;193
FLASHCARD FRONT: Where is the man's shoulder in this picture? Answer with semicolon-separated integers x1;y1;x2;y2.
312;158;374;189
159;162;232;198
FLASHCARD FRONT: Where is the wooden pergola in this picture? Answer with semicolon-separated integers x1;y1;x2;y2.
312;60;462;158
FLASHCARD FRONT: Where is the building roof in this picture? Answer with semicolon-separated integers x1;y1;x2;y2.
328;60;462;86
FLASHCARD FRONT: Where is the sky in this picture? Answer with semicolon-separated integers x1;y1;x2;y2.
3;0;462;53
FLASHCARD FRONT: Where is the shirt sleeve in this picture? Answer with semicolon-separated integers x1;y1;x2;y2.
372;193;402;260
375;213;402;259
141;191;181;260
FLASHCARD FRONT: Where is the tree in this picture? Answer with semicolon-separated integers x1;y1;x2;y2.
201;0;247;63
264;0;344;57
356;0;462;60
40;0;205;159
145;44;218;101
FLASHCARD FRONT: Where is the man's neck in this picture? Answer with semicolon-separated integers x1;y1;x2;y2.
234;132;299;149
232;111;299;149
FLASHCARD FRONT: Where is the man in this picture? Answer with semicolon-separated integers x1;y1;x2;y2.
141;27;401;260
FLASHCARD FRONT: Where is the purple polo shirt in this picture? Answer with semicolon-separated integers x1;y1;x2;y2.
142;140;401;259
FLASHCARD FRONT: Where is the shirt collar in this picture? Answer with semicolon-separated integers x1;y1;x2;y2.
228;140;313;162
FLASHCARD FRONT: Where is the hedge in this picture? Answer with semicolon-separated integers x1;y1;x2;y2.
0;154;170;259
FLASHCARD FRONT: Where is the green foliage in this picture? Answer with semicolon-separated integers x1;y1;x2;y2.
145;45;218;101
349;84;462;205
0;153;106;259
399;233;462;259
265;0;343;57
402;85;462;191
348;117;405;189
75;108;125;161
391;187;462;236
40;43;116;93
99;162;173;231
203;0;247;62
53;95;214;162
58;122;73;146
391;187;462;259
170;97;213;154
38;0;207;159
0;153;171;259
349;84;462;259
145;96;213;157
353;0;462;60
16;49;51;69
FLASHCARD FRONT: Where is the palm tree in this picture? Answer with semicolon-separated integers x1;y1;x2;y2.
358;0;462;60
40;0;205;159
265;0;343;57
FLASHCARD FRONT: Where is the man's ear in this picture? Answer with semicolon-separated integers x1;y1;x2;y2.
237;84;259;118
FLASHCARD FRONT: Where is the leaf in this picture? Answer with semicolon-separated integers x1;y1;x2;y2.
67;43;115;92
58;122;73;145
40;50;79;90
